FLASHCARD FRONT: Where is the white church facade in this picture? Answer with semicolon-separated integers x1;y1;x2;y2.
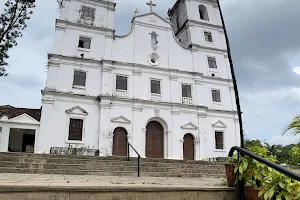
34;0;241;160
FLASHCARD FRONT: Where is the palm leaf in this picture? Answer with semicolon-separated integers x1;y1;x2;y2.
283;116;300;136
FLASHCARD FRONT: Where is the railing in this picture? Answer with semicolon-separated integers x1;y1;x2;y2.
127;142;141;177
50;147;100;156
182;97;193;105
151;93;161;101
114;89;128;98
229;146;300;200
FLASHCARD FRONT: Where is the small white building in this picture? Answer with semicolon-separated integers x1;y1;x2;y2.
35;0;240;160
0;105;41;153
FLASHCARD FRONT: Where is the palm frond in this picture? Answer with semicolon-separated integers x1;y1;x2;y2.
283;116;300;136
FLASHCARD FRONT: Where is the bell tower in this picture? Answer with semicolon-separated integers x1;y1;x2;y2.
168;0;226;51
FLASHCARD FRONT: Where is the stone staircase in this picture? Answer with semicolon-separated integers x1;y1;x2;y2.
0;152;226;178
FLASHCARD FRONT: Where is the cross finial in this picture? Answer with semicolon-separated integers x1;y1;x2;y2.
146;0;156;13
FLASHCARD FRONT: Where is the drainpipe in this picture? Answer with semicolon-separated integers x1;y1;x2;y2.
216;0;244;148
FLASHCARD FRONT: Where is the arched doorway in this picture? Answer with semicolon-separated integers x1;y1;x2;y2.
112;127;128;157
183;133;195;160
146;121;164;158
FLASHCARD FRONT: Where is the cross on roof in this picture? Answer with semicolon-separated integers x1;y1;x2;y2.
146;1;156;13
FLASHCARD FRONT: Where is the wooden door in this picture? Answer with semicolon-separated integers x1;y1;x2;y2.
146;121;164;158
112;127;128;157
183;134;194;160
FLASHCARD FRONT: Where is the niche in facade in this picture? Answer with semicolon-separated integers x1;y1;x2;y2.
147;52;161;66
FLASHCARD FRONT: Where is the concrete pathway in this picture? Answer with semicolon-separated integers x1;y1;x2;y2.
0;173;226;189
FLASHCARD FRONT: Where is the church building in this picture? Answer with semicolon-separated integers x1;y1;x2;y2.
36;0;240;160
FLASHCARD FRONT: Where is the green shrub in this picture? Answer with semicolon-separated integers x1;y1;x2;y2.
259;169;300;200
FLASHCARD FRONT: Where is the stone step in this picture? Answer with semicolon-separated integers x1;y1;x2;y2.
0;153;225;165
0;162;225;174
0;153;226;178
0;167;225;178
0;156;225;170
0;161;224;175
0;185;236;200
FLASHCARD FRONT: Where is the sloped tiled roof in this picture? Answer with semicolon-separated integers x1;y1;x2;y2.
0;105;41;122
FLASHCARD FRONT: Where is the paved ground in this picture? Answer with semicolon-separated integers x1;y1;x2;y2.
0;173;226;189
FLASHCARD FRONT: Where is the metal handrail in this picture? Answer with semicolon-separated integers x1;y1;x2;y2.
229;146;300;200
127;142;141;177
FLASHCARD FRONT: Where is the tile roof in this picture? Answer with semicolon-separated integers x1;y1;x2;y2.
0;105;41;122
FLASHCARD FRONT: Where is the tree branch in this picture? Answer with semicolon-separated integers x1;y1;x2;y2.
0;0;20;43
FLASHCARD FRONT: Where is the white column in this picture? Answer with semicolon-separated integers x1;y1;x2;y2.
99;100;112;156
234;117;240;147
170;76;180;103
141;128;146;158
195;79;203;106
101;61;113;95
198;112;208;160
165;131;172;159
132;104;143;157
133;69;142;98
0;124;10;152
34;127;40;154
171;109;180;159
51;25;66;54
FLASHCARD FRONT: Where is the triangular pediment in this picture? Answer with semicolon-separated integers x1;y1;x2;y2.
66;106;88;116
212;120;227;128
8;114;40;125
111;116;131;124
133;12;172;28
181;122;197;130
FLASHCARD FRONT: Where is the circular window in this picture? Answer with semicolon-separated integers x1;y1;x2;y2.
147;53;161;66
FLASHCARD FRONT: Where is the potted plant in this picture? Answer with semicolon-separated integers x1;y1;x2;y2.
234;146;277;200
225;154;238;187
259;169;300;200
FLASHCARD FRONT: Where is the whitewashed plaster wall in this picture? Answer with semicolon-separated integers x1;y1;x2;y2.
185;0;222;26
38;0;240;159
59;0;115;29
38;93;239;159
38;96;99;153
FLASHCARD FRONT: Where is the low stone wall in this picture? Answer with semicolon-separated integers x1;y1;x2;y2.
0;187;236;200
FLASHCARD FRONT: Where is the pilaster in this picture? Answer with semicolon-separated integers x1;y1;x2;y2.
197;111;208;160
99;100;112;156
0;124;10;152
101;61;113;95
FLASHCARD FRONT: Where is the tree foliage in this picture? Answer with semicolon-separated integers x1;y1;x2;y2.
288;146;300;166
0;0;35;76
245;139;299;165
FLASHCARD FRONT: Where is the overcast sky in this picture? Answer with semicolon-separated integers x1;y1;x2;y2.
1;0;300;145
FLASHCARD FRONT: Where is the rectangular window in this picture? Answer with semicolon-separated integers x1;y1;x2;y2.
116;75;127;90
182;84;192;98
68;119;83;141
78;36;91;49
151;80;161;94
82;6;95;19
215;131;224;150
212;90;221;103
73;71;86;87
204;32;213;42
208;57;217;69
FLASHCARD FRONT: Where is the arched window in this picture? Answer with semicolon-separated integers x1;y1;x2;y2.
199;5;209;21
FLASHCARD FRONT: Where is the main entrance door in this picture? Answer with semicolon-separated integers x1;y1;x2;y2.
146;121;164;158
112;127;128;157
183;133;195;160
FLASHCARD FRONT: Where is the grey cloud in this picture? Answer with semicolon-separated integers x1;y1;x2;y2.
223;0;300;90
2;74;44;89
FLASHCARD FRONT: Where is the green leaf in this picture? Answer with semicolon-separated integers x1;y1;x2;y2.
279;182;285;189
